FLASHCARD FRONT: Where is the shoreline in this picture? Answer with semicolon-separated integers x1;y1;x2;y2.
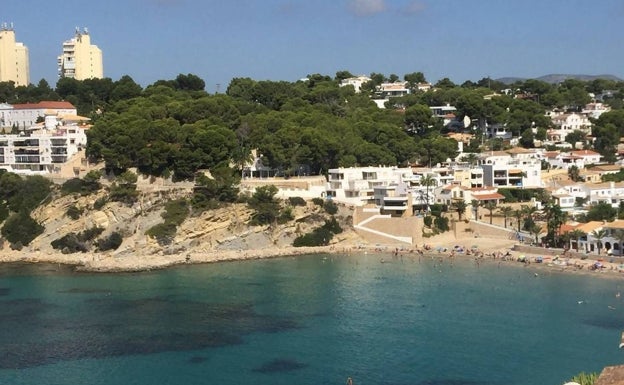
1;238;624;281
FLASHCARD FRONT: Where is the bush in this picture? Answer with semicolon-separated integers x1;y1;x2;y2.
96;232;123;251
66;205;83;220
145;222;177;246
312;197;324;207
323;200;338;215
109;184;139;205
293;217;342;247
278;206;294;224
50;227;104;253
93;197;107;210
423;216;433;227
434;216;450;232
288;197;306;206
1;212;44;246
162;199;189;225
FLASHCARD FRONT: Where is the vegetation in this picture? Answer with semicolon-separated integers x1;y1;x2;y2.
51;227;104;253
1;212;45;246
60;170;102;196
293;217;343;247
96;231;124;251
145;198;189;246
567;371;598;385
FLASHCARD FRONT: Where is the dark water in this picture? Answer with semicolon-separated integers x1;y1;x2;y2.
0;255;622;385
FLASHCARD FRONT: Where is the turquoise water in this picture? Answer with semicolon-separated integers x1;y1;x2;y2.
0;253;623;385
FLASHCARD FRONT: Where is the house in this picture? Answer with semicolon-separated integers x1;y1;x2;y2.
339;75;371;93
0;101;77;131
582;102;610;119
564;221;603;253
479;151;542;188
377;81;410;98
548;113;592;142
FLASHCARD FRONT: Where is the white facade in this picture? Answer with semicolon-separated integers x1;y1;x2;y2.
0;101;77;130
339;76;371;93
582;182;624;208
548;113;592;142
377;81;410;98
582;102;610;119
479;151;542;188
327;167;416;205
0;113;88;174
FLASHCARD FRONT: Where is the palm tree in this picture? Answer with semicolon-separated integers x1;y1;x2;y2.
452;200;467;220
471;199;481;221
614;229;624;257
463;153;479;167
521;205;538;231
545;202;567;247
483;201;497;225
513;209;523;233
499;206;513;228
420;174;437;213
591;229;607;255
568;229;586;252
530;224;543;245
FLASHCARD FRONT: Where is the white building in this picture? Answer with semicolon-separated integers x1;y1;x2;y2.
0;101;77;131
339;76;371;93
0;112;88;174
327;166;415;205
479;150;542;188
377;81;410;98
582;181;624;208
548;113;592;142
582;102;610;119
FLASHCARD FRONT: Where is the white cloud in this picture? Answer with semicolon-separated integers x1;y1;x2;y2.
347;0;387;17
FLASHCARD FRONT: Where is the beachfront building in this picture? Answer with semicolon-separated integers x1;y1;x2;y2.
435;185;504;220
0;111;89;175
479;150;542;188
564;221;603;254
339;75;371;93
596;220;624;256
0;101;77;131
58;28;103;80
327;166;416;206
0;24;29;86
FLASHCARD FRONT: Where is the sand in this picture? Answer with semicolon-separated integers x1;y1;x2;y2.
1;231;623;280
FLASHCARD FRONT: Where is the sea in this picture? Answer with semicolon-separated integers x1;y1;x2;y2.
0;252;623;385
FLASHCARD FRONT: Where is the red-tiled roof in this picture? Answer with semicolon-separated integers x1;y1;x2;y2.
474;193;505;201
12;101;76;110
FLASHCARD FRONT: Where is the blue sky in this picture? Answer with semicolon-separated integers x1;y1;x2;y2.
4;0;623;92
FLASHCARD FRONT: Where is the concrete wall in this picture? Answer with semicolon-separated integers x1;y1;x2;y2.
468;220;516;239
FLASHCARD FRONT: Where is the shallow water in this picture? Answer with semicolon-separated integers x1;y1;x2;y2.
0;254;622;385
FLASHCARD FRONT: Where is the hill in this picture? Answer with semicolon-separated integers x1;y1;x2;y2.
495;74;622;84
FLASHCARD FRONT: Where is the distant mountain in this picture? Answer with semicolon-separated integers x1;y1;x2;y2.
495;74;622;85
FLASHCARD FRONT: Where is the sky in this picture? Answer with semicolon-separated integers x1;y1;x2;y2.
3;0;623;93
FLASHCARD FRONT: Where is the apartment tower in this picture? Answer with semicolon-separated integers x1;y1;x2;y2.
58;28;103;80
0;23;29;86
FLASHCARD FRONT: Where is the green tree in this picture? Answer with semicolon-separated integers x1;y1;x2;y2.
471;200;481;221
591;229;607;255
1;212;44;246
568;165;581;182
248;185;281;226
483;202;497;224
568;229;586;252
530;224;543;245
451;200;467;220
586;202;617;222
499;206;513;228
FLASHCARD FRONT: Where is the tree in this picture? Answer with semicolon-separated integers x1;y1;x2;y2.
513;209;523;233
567;165;581;182
530;224;543;245
1;212;44;246
451;200;467;220
248;185;281;226
568;229;586;252
420;175;437;213
499;206;513;228
404;104;435;135
544;202;566;247
585;202;617;222
521;205;538;231
483;202;497;224
591;229;607;255
471;200;481;221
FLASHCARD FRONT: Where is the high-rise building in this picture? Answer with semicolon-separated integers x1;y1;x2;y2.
0;23;30;86
57;28;103;80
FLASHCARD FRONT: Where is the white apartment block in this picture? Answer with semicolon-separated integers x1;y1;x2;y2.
0;101;77;130
0;113;88;175
0;25;29;86
58;28;103;80
582;181;624;208
327;166;416;205
479;150;542;188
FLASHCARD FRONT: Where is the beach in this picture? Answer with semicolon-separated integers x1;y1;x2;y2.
1;230;624;280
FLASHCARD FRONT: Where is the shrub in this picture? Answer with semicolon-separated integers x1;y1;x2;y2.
288;197;306;206
323;200;338;215
248;185;281;226
1;212;44;246
50;227;104;253
162;199;189;225
434;216;450;232
293;217;342;247
96;232;123;251
423;216;433;227
278;206;294;224
312;197;324;207
145;222;177;246
66;205;83;220
109;184;139;205
93;197;107;210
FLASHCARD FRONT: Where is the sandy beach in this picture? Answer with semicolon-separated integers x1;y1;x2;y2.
1;231;624;281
